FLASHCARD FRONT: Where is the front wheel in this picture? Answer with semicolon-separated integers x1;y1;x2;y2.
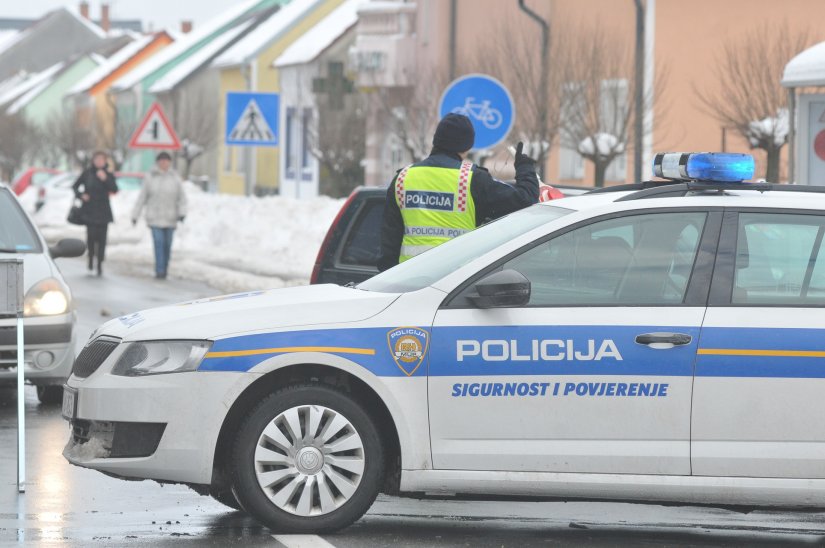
231;384;384;533
36;385;63;405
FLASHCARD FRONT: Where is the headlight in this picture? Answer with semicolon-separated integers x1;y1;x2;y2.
24;278;70;316
111;340;212;377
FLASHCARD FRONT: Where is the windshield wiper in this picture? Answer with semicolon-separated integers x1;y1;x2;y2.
0;247;23;253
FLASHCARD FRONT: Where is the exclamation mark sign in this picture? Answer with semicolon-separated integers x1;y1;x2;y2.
151;120;159;140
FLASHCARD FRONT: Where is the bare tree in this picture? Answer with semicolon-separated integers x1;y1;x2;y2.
309;94;367;198
470;16;566;175
43;108;94;170
167;88;219;179
367;68;449;164
0;112;37;180
98;95;138;171
558;23;638;188
696;22;811;182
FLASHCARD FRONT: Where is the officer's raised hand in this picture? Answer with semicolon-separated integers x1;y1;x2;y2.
514;141;536;168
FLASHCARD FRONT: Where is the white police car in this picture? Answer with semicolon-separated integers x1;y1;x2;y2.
64;153;825;532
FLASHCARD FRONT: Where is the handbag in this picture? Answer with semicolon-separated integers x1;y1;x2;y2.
67;199;86;226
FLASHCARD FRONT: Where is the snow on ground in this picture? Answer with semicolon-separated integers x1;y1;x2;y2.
21;184;344;293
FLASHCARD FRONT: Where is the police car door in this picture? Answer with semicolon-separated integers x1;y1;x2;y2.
429;209;720;474
694;210;825;478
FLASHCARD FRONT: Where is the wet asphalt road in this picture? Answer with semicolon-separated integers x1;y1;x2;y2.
2;257;825;546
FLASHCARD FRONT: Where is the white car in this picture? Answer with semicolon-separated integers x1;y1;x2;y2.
64;153;825;532
0;183;85;403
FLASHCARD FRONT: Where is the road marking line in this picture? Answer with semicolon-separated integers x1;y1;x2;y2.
273;534;337;548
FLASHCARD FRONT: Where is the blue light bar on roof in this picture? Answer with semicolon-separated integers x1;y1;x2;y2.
653;152;755;182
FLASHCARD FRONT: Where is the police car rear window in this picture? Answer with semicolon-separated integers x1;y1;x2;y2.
358;205;573;293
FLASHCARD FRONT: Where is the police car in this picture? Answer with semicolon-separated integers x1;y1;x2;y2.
64;153;825;532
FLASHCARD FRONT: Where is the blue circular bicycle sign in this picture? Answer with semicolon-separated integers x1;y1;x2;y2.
438;74;515;150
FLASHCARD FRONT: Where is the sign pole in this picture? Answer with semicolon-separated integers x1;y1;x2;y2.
17;303;25;493
2;259;25;493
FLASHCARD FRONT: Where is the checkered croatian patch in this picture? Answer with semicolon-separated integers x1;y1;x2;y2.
395;165;412;208
456;161;472;213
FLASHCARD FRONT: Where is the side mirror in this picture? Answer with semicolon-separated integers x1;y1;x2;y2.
50;238;86;259
467;269;531;309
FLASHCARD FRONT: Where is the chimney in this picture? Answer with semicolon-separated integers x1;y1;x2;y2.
100;3;111;33
79;1;90;20
180;20;193;34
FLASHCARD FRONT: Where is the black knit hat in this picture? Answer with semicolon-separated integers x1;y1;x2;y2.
433;113;475;153
156;151;172;161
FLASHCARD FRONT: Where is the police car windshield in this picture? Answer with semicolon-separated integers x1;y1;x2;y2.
359;204;572;293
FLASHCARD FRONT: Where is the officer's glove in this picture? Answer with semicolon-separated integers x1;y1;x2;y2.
514;141;537;168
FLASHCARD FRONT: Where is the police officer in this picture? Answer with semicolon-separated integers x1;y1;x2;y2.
378;113;539;271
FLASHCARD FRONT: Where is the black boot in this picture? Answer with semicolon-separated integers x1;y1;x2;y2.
96;262;103;277
87;254;93;271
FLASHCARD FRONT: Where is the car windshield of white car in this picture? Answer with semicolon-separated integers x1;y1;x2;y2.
0;191;41;253
358;204;573;293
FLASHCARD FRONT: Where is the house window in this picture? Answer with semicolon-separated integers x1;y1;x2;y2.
301;107;312;181
601;79;629;182
560;82;585;180
286;107;296;179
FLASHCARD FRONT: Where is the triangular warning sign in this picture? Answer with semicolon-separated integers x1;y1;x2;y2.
228;99;275;142
129;102;181;150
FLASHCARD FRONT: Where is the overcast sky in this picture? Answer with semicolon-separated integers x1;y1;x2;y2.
3;1;235;32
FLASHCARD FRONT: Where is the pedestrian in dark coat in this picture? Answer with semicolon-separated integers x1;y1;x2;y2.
72;151;118;276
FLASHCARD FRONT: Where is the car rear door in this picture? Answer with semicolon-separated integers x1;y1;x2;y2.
428;208;721;475
317;193;383;285
693;209;825;478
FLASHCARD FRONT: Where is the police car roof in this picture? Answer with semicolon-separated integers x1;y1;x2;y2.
543;182;825;212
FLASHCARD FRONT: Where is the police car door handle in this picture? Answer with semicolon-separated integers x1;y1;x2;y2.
635;332;692;348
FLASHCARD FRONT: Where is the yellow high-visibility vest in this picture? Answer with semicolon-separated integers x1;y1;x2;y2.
394;160;476;262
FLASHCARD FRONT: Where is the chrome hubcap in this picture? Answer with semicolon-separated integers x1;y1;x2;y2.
254;404;365;517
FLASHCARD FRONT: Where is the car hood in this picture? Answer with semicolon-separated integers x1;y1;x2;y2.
97;284;400;341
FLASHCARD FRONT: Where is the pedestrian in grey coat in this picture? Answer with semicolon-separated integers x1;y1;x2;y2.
131;152;187;279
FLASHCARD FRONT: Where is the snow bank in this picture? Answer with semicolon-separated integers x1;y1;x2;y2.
23;184;345;292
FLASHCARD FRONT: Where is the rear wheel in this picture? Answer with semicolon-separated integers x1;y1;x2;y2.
36;385;63;405
231;384;384;533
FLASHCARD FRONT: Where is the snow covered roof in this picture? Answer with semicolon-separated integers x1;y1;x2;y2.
0;62;64;108
213;0;324;69
63;6;107;39
783;40;825;88
110;0;265;92
66;34;160;96
274;0;363;68
148;19;255;93
0;30;23;56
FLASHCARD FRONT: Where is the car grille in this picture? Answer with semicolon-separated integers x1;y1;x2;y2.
72;337;120;378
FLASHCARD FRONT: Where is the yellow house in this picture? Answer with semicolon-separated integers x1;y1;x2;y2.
212;0;345;195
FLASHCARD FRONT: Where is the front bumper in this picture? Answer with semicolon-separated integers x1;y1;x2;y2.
0;314;74;385
64;367;252;485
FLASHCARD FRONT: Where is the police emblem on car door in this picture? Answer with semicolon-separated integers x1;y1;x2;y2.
388;327;430;376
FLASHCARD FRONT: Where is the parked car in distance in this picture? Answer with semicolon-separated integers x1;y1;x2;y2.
11;167;63;196
311;183;590;286
0;183;86;403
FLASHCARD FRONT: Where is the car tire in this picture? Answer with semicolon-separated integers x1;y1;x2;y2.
230;383;384;533
36;385;63;405
210;489;243;512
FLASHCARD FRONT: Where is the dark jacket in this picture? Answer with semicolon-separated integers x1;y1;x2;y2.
72;167;118;225
378;149;539;271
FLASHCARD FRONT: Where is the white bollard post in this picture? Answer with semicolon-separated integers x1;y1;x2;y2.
1;259;25;493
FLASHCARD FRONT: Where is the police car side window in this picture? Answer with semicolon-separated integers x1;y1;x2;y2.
734;213;825;305
501;212;707;306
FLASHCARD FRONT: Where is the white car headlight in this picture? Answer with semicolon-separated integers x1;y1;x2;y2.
24;278;70;316
111;340;212;377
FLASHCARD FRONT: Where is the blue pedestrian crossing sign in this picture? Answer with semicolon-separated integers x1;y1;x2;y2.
225;92;279;146
438;74;515;150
